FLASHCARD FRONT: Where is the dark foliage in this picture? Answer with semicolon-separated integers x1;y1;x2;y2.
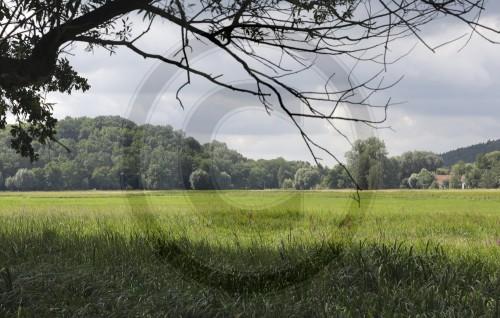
441;139;500;167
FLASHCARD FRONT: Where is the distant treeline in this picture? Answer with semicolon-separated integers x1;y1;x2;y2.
0;116;499;190
440;139;500;167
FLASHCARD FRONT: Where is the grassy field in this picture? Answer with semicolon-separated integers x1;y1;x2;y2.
0;190;499;317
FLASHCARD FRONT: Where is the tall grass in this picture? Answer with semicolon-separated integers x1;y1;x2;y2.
0;190;499;316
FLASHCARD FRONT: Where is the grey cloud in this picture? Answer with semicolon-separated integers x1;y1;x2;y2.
45;7;500;162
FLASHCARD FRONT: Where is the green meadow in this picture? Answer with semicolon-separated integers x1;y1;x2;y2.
0;190;499;317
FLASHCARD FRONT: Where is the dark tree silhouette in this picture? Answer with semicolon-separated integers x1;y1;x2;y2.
1;0;499;189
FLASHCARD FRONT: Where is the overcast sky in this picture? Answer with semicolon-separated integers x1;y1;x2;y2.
47;3;500;166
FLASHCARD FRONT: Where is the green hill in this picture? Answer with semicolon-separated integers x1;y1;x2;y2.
440;139;500;167
0;116;312;191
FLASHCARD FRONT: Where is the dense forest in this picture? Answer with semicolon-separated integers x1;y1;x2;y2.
440;139;500;167
1;116;499;191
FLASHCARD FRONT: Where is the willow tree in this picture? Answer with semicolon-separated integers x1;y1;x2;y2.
1;0;498;182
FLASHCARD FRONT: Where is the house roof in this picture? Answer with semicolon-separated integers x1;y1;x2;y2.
435;174;465;185
435;175;451;185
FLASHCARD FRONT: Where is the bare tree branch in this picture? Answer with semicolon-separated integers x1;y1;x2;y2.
0;0;499;170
